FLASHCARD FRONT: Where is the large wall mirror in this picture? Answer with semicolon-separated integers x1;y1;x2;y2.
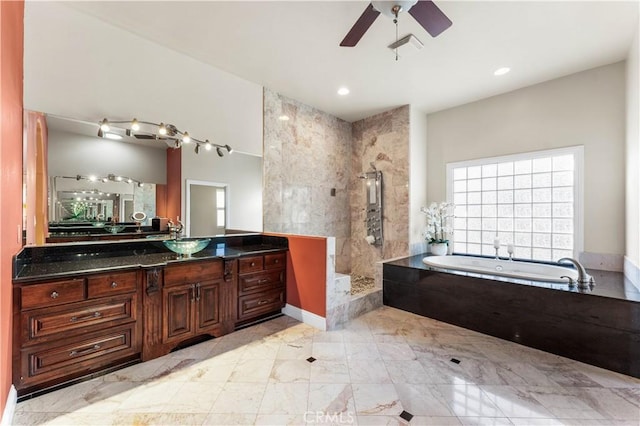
24;111;168;244
23;110;264;245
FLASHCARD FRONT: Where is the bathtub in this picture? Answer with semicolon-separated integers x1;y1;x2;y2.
422;255;579;283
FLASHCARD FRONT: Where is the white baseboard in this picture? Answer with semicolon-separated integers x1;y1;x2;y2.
1;385;17;426
282;304;326;331
624;256;640;292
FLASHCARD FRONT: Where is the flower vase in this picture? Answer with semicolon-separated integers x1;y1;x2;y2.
430;242;448;256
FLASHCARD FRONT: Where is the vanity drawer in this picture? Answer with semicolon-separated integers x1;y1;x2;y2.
238;256;264;274
87;271;137;298
237;288;285;322
264;253;285;270
238;270;284;295
21;279;85;310
21;325;136;383
164;260;224;286
22;295;136;342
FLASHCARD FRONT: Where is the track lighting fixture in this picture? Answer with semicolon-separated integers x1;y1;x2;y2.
60;174;143;187
96;118;232;157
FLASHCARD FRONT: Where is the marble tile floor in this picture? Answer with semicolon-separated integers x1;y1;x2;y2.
13;306;640;426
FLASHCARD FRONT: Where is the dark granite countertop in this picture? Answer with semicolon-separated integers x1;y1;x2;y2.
13;234;288;283
384;254;640;303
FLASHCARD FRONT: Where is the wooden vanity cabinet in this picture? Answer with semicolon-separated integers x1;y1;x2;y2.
13;270;142;396
236;252;286;326
143;258;235;360
162;261;225;344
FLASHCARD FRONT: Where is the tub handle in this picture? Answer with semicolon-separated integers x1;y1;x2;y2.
560;275;576;286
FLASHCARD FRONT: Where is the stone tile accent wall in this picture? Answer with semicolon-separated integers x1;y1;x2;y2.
350;106;411;277
263;89;352;273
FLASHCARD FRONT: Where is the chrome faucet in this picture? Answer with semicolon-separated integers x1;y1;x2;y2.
168;220;184;239
558;257;594;289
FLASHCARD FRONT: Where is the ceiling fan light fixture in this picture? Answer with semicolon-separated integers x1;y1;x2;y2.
371;0;418;18
337;87;350;96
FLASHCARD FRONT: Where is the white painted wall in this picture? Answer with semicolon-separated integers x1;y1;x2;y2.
409;106;428;255
24;2;263;156
48;129;167;184
625;26;640;283
427;62;626;257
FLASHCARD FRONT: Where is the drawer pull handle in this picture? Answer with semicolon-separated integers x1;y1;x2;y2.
258;279;269;284
196;283;201;301
191;284;196;302
111;281;118;288
258;299;269;305
70;312;102;322
50;291;59;299
250;262;255;267
70;344;101;357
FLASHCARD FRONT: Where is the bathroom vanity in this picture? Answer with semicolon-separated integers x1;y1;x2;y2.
12;234;288;398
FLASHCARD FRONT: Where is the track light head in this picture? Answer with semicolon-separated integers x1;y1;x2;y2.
216;147;224;157
225;144;233;154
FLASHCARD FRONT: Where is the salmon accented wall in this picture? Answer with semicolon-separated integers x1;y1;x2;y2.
282;235;327;317
0;0;25;416
166;147;181;221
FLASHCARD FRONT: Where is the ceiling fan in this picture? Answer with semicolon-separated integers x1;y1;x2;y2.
340;0;452;47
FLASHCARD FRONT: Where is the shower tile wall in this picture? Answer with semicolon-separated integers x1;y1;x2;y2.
350;106;411;278
263;88;353;273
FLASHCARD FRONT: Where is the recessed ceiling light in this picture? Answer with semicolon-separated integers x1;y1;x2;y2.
104;132;123;140
337;87;350;96
278;115;290;121
494;67;511;76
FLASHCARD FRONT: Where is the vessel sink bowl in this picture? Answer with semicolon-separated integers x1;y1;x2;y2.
104;224;126;234
163;238;211;256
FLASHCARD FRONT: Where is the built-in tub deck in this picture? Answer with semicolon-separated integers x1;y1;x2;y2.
383;254;640;378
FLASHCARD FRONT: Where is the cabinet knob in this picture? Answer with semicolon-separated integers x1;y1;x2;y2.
50;291;59;299
274;259;279;264
250;262;255;267
111;281;118;288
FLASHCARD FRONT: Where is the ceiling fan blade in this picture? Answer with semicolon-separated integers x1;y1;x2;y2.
340;4;381;47
408;0;452;37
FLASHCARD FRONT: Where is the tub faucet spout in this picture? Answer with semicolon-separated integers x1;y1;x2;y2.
558;257;594;289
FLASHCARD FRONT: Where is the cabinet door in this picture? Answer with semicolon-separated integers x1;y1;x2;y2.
196;280;222;333
163;284;195;344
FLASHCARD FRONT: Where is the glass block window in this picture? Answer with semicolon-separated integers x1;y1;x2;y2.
447;147;583;262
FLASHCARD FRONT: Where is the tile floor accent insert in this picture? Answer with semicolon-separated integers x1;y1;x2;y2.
13;307;640;425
